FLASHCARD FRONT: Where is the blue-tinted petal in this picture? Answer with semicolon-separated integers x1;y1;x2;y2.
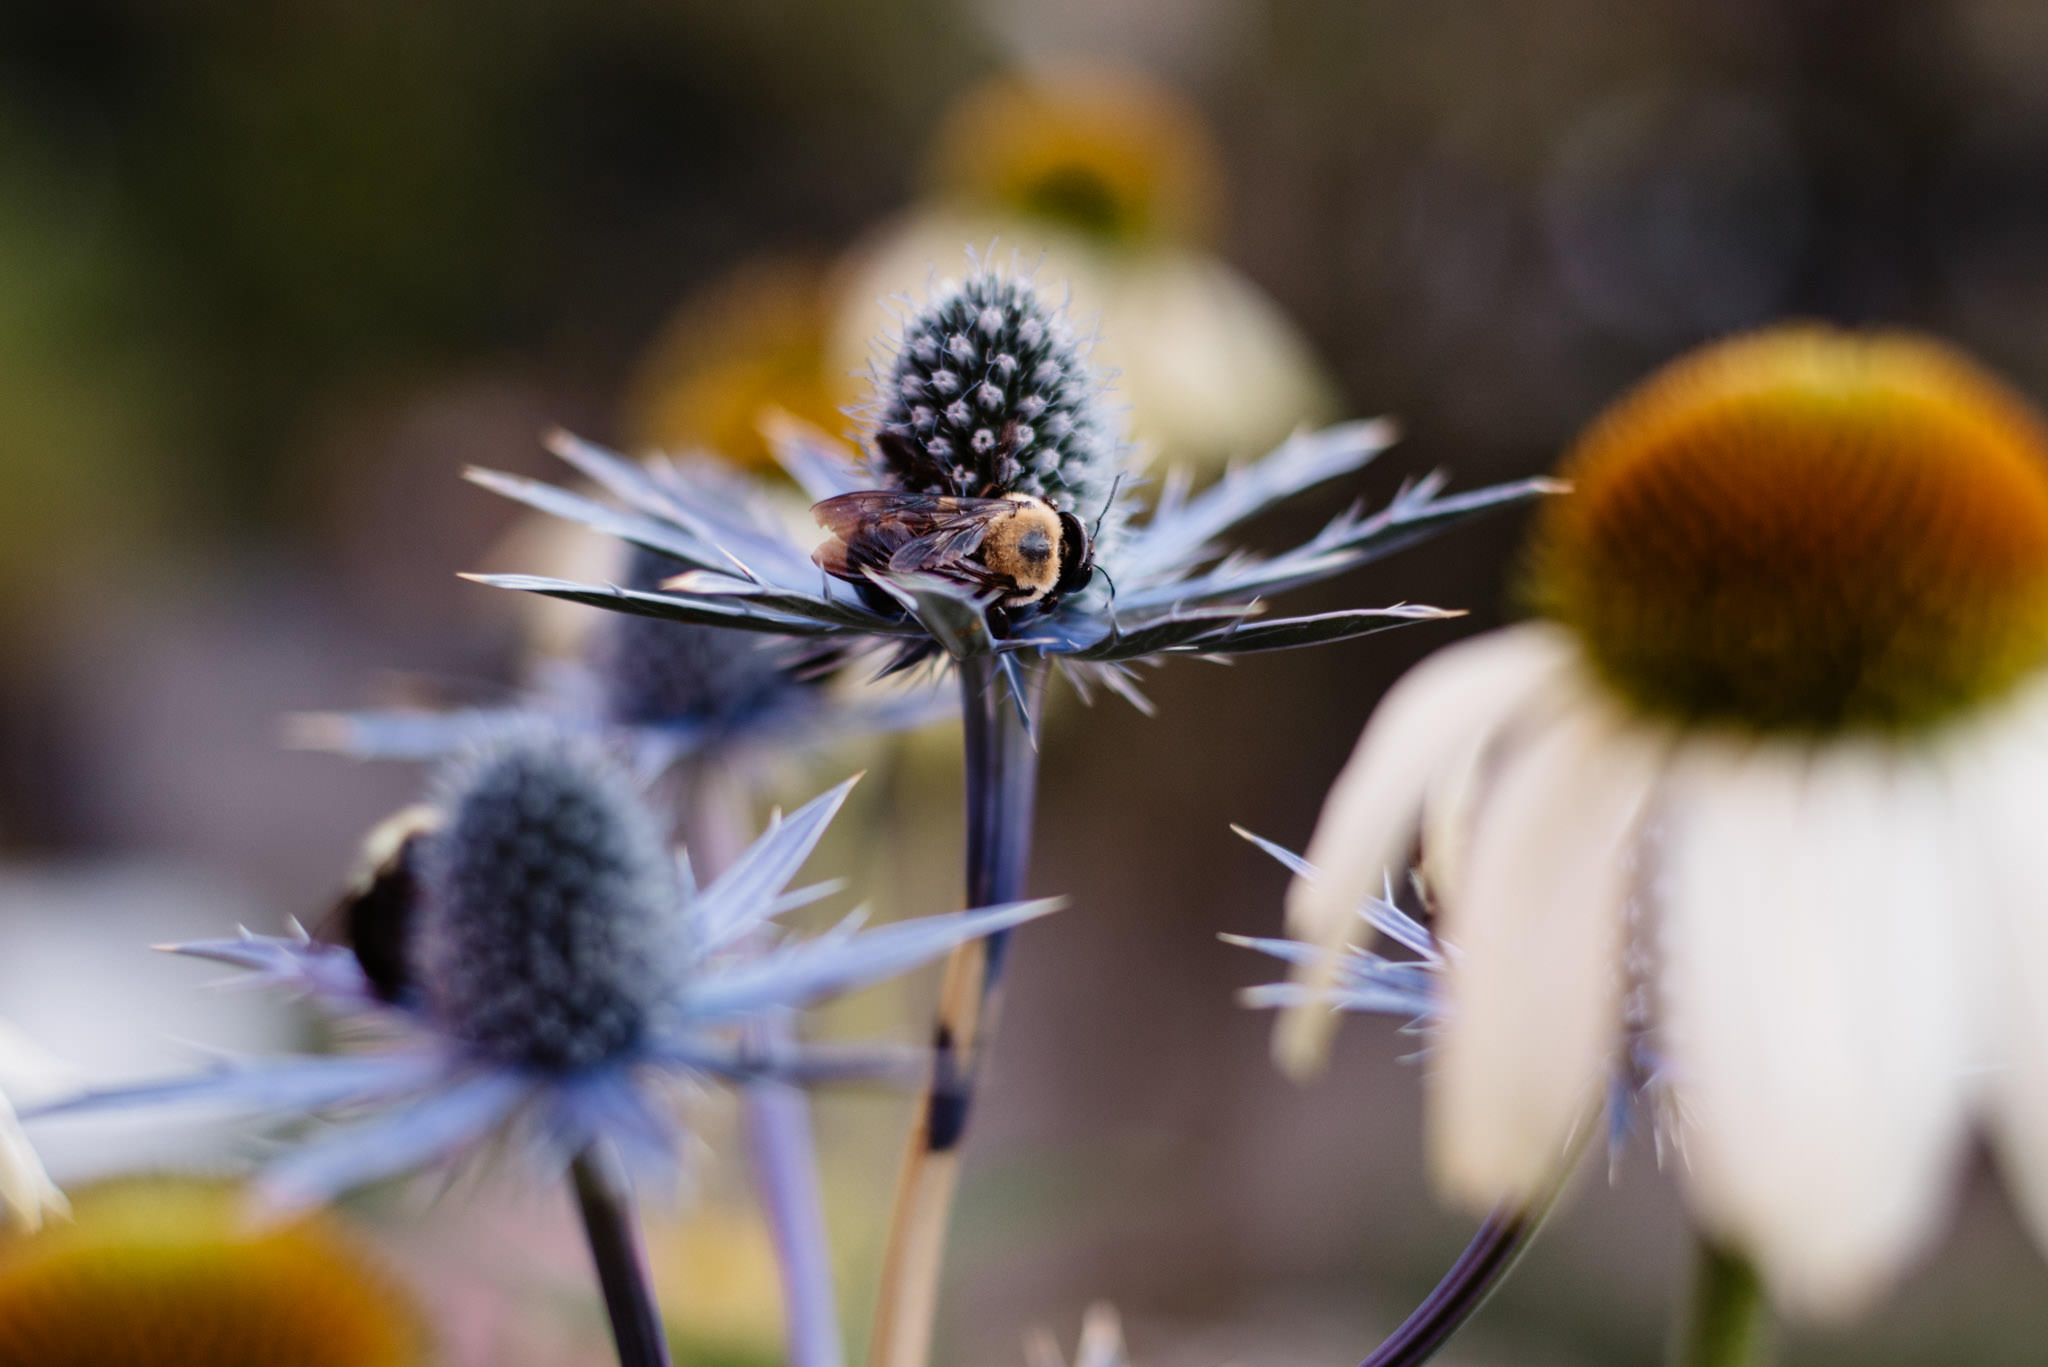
284;705;541;761
163;928;375;1006
692;777;861;952
762;413;870;502
25;1050;447;1122
681;899;1062;1020
1117;419;1398;581
254;1068;532;1216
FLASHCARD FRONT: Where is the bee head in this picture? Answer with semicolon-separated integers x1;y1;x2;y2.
1053;509;1094;599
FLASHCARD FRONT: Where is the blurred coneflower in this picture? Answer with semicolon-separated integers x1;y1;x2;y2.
36;734;1055;1367
0;1177;425;1367
1275;324;2048;1358
833;64;1338;474
625;258;850;477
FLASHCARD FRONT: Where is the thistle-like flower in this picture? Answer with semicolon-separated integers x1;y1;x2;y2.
466;258;1552;718
1274;324;2048;1318
34;735;1054;1214
294;513;938;776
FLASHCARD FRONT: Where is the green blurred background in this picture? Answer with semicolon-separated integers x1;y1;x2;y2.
6;0;2048;1363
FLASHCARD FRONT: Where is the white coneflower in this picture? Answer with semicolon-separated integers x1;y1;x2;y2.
1277;324;2048;1321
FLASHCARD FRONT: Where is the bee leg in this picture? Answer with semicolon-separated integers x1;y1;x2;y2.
984;604;1014;639
854;579;905;618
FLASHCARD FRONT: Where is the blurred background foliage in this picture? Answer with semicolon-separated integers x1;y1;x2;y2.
7;0;2048;1363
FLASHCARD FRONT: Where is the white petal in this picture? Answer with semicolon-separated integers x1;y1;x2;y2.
1274;623;1577;1076
1429;697;1661;1209
1659;739;1970;1318
1946;684;2048;1260
0;1089;65;1231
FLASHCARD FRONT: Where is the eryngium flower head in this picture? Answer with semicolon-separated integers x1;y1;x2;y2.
870;263;1123;530
288;501;930;775
464;302;1555;711
34;756;1055;1216
414;735;677;1069
594;545;817;731
1274;325;2048;1318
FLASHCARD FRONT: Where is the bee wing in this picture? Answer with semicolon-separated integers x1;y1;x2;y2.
887;518;995;575
811;492;1005;581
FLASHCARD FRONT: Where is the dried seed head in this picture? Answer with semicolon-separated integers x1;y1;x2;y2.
413;735;679;1069
871;265;1124;529
1527;325;2048;734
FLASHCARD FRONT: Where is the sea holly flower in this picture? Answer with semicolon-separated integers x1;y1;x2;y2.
292;521;940;780
32;735;1055;1217
1274;325;2048;1327
463;257;1554;723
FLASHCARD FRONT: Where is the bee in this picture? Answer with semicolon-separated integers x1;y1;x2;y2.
811;488;1096;634
316;804;441;1003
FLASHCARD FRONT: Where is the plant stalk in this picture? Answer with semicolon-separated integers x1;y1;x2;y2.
1671;1238;1769;1367
680;757;846;1367
1356;1209;1534;1367
1357;1125;1590;1367
571;1142;675;1367
868;652;1047;1367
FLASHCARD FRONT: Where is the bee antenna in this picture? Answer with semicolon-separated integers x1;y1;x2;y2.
1090;475;1123;543
1095;565;1119;617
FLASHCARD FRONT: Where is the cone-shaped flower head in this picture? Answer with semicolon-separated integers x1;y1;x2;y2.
463;257;1553;708
0;1178;425;1367
1276;324;2048;1318
1527;326;2048;733
414;734;678;1069
872;264;1123;528
31;746;1056;1215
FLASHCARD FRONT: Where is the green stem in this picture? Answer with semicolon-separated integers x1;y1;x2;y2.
1671;1239;1770;1367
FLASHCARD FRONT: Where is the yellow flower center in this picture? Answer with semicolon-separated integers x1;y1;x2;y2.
927;65;1221;248
0;1179;426;1367
1527;325;2048;734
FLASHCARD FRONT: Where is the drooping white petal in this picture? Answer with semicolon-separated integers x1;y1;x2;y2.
0;1089;65;1231
1659;739;1971;1318
1275;623;1576;1076
1429;696;1662;1209
1945;680;2048;1263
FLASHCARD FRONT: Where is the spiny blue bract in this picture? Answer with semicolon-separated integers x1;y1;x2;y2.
413;735;679;1069
874;266;1122;526
596;545;817;728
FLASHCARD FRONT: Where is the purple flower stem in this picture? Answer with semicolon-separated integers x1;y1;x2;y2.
571;1142;675;1367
